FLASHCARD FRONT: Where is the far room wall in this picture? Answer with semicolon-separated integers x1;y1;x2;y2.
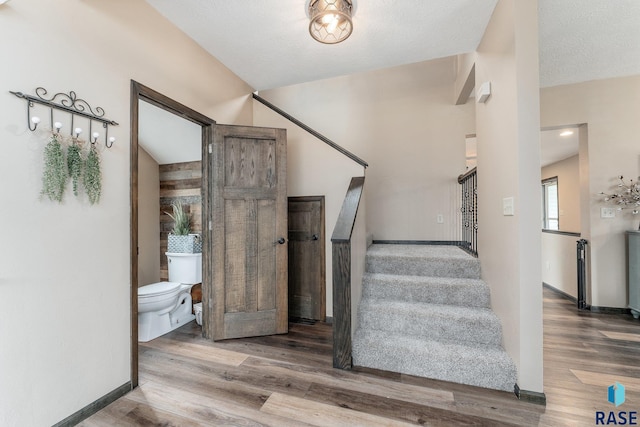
138;147;161;287
257;57;475;242
541;74;640;308
541;155;580;297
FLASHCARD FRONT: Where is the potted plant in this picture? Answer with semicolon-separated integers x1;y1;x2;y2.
166;201;201;253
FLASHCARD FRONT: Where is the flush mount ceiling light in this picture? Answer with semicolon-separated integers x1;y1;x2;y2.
308;0;353;44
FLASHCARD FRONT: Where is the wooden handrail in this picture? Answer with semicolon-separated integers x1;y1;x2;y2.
252;93;369;169
331;176;365;370
332;177;366;243
458;166;477;184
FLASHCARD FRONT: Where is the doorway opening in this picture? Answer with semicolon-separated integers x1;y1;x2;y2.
539;124;588;304
130;81;215;387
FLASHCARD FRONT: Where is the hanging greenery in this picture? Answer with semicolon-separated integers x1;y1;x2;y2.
67;142;82;196
41;134;67;202
83;143;102;205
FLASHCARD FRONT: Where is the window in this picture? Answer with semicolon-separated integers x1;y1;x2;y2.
542;177;559;230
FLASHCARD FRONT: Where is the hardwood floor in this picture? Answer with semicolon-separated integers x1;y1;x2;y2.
80;288;640;426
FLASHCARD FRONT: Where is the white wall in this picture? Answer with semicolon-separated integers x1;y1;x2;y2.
475;0;543;392
541;155;581;298
138;147;160;287
253;103;364;317
541;75;640;308
0;1;252;425
257;57;475;242
542;233;578;298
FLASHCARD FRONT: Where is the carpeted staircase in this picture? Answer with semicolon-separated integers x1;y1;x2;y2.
352;244;517;392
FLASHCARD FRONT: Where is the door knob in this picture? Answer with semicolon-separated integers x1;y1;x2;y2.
277;237;286;244
312;234;319;241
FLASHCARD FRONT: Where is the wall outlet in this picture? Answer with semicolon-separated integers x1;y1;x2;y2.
601;207;616;218
437;214;444;224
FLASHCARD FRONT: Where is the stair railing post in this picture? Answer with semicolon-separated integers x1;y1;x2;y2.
576;239;589;310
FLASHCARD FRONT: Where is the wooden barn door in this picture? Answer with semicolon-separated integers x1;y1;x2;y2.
206;124;288;341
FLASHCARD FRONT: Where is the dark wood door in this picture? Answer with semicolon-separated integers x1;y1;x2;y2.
208;124;288;340
288;197;325;321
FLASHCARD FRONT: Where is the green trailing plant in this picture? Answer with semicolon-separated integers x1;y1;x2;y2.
67;142;82;196
166;201;191;235
41;134;67;202
83;143;102;205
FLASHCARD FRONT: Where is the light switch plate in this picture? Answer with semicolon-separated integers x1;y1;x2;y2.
503;197;514;216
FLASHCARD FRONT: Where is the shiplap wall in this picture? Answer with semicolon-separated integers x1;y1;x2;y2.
159;161;202;280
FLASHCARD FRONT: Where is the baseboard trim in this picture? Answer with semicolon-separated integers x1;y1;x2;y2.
514;384;546;405
372;240;466;246
542;282;577;302
52;381;131;427
325;316;333;324
589;306;632;315
543;283;632;314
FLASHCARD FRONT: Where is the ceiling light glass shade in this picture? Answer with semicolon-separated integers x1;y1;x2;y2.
308;0;353;44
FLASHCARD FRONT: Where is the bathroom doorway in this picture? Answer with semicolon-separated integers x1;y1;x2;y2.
131;81;289;387
131;81;215;388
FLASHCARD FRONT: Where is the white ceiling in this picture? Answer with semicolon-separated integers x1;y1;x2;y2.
139;0;639;166
540;128;579;167
145;0;640;91
145;0;499;91
139;100;201;165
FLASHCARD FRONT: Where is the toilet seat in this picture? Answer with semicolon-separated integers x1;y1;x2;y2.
139;281;182;298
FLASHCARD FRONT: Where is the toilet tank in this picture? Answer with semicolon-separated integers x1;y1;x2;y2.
166;252;202;284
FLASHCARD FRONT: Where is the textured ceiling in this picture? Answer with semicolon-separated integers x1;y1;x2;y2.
145;0;640;91
539;0;640;87
146;0;498;90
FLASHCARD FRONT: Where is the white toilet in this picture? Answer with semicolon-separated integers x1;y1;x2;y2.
138;252;202;342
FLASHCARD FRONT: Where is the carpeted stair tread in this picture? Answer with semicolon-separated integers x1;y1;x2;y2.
353;243;516;391
358;299;503;346
366;244;480;279
363;273;491;308
353;329;517;392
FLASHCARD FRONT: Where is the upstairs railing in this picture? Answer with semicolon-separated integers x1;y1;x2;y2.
458;167;478;257
252;93;368;169
331;176;366;370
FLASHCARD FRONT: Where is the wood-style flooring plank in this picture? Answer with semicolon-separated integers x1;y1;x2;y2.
241;355;455;407
570;369;640;391
261;392;414;427
599;330;640;342
126;379;314;427
78;394;202;427
142;336;249;366
302;382;519;426
81;287;640;426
